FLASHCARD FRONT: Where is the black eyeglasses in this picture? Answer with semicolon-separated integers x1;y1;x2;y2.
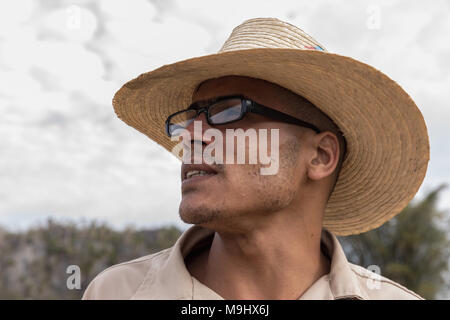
165;95;321;137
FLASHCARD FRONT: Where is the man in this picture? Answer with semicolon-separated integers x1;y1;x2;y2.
83;18;429;300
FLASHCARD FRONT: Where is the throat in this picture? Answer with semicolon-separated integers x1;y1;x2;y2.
185;234;214;282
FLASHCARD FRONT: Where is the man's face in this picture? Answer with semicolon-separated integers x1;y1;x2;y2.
178;76;319;232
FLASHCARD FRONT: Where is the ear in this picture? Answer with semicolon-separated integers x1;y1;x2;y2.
307;131;340;181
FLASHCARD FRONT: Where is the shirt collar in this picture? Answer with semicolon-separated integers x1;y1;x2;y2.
131;225;369;300
318;228;369;300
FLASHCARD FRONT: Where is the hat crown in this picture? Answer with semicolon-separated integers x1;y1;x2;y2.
219;17;327;53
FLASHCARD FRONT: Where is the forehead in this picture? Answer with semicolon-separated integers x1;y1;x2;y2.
192;76;309;115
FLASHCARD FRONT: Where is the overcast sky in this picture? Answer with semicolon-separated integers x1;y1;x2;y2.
0;0;449;232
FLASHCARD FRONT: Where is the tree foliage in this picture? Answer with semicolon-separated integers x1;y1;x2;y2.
0;219;182;299
338;185;450;299
1;186;448;299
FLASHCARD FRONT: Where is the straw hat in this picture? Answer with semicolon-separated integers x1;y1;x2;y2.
113;17;430;236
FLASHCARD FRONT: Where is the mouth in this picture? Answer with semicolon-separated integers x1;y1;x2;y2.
185;170;216;180
181;163;219;185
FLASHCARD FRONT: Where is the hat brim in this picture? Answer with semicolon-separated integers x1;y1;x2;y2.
113;48;430;236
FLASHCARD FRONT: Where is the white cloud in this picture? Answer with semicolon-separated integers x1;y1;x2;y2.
40;6;99;43
0;0;34;29
0;0;448;232
99;0;157;21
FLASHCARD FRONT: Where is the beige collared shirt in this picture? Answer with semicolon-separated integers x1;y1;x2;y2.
82;225;423;300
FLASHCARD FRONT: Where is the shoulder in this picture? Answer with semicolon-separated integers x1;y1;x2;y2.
81;247;172;300
348;263;424;300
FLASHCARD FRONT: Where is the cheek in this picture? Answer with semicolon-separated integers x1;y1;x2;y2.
222;163;259;188
216;127;304;197
258;135;305;195
279;139;303;171
222;157;300;204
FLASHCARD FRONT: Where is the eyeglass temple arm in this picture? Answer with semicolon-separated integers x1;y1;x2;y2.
247;101;321;133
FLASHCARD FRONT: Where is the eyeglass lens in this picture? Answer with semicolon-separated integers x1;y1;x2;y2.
168;98;243;136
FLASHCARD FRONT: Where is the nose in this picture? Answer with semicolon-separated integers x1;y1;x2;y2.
185;111;212;138
183;111;213;163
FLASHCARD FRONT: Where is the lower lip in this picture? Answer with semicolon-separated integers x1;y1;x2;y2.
182;174;217;188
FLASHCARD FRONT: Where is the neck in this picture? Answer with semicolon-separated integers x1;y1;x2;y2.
186;204;331;300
